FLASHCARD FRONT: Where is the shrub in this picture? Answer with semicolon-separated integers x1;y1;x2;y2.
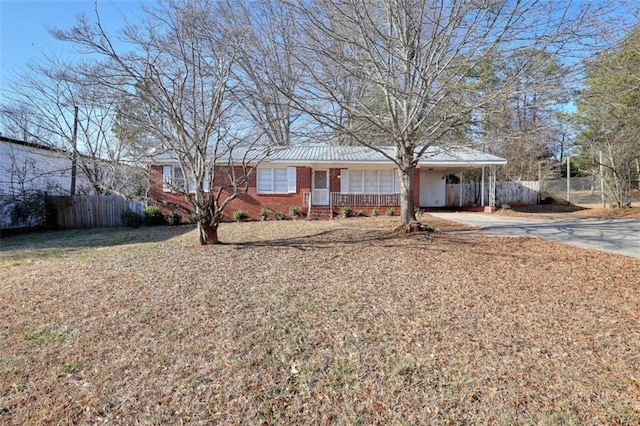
371;208;379;217
385;207;395;216
121;210;143;228
259;207;270;220
232;210;249;222
415;207;424;217
143;206;165;226
188;213;198;224
355;209;365;217
275;211;285;220
165;211;181;226
340;206;352;218
289;206;301;219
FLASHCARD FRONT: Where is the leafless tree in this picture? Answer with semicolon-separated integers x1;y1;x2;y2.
2;57;145;198
52;0;271;244
287;0;615;225
0;103;53;144
226;0;306;147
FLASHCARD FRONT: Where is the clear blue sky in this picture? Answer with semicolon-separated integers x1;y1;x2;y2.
0;0;142;102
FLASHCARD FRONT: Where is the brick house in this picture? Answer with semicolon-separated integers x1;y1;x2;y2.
147;145;506;220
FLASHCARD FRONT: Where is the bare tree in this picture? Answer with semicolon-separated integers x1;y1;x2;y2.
2;57;144;197
52;0;271;244
228;0;306;147
0;103;53;144
288;0;614;225
575;24;640;208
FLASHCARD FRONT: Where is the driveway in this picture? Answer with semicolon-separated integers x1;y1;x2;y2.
429;212;640;259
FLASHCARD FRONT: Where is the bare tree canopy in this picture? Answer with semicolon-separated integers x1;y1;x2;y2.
51;0;275;244
576;24;640;208
4;0;631;239
287;0;619;223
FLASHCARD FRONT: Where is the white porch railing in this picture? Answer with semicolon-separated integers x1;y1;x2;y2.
331;192;400;207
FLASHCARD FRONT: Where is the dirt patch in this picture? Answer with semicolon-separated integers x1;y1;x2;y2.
1;220;639;424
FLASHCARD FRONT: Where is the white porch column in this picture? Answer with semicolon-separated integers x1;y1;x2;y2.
489;166;497;207
481;166;485;207
459;173;463;207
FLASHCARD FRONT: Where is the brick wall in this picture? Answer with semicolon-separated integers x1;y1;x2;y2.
148;164;423;221
413;168;421;206
147;165;313;221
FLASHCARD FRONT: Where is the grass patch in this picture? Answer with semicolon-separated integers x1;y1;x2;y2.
24;325;70;345
1;217;640;424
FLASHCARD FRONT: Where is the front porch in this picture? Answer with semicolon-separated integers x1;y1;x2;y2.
303;164;499;219
303;192;401;219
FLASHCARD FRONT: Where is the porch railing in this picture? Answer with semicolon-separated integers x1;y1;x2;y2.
331;192;400;207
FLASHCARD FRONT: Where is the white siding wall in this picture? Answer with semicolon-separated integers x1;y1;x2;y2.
0;141;92;195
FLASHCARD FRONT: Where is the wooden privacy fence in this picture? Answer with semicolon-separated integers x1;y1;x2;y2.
446;181;540;206
47;195;144;229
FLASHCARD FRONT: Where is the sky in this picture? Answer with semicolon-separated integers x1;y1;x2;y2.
0;0;143;103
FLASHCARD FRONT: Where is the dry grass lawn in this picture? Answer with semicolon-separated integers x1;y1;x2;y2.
1;216;640;425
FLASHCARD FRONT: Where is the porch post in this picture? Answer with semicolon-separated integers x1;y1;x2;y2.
489;166;497;207
481;166;485;207
459;173;463;207
329;191;332;220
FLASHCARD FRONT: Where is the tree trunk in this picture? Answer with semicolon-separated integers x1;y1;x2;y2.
398;166;415;225
198;221;219;245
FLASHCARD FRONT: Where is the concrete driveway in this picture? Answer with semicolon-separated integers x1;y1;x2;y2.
429;212;640;259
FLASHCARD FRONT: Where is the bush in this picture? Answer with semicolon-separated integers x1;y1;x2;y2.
275;211;285;220
289;206;301;219
340;206;352;218
385;207;395;216
232;210;249;222
355;209;365;217
188;213;198;224
121;210;143;228
415;207;424;217
143;206;165;226
165;211;181;226
259;207;269;220
371;208;379;217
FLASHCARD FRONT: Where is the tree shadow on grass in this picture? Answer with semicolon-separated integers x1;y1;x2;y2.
226;225;468;252
0;225;195;253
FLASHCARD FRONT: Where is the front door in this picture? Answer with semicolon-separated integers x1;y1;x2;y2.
312;170;329;206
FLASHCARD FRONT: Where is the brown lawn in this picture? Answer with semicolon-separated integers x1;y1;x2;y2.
1;216;640;425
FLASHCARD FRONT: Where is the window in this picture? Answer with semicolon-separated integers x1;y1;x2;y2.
257;167;296;193
341;169;400;194
162;165;209;193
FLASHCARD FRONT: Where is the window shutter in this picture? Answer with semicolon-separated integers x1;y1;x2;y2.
340;169;349;193
162;166;172;192
287;167;297;193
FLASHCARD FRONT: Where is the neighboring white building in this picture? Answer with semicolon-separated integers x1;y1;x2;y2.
0;135;93;196
0;135;96;229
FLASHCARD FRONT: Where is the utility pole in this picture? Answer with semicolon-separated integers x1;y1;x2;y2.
70;105;79;196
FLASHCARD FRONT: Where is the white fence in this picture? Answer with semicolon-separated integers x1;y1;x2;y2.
446;181;540;207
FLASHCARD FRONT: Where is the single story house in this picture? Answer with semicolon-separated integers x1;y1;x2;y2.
147;145;506;220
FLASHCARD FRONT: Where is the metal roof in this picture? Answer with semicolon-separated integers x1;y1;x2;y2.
264;145;506;165
151;144;507;166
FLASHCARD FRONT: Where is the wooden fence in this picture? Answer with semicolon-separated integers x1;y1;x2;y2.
47;195;144;229
446;181;540;206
